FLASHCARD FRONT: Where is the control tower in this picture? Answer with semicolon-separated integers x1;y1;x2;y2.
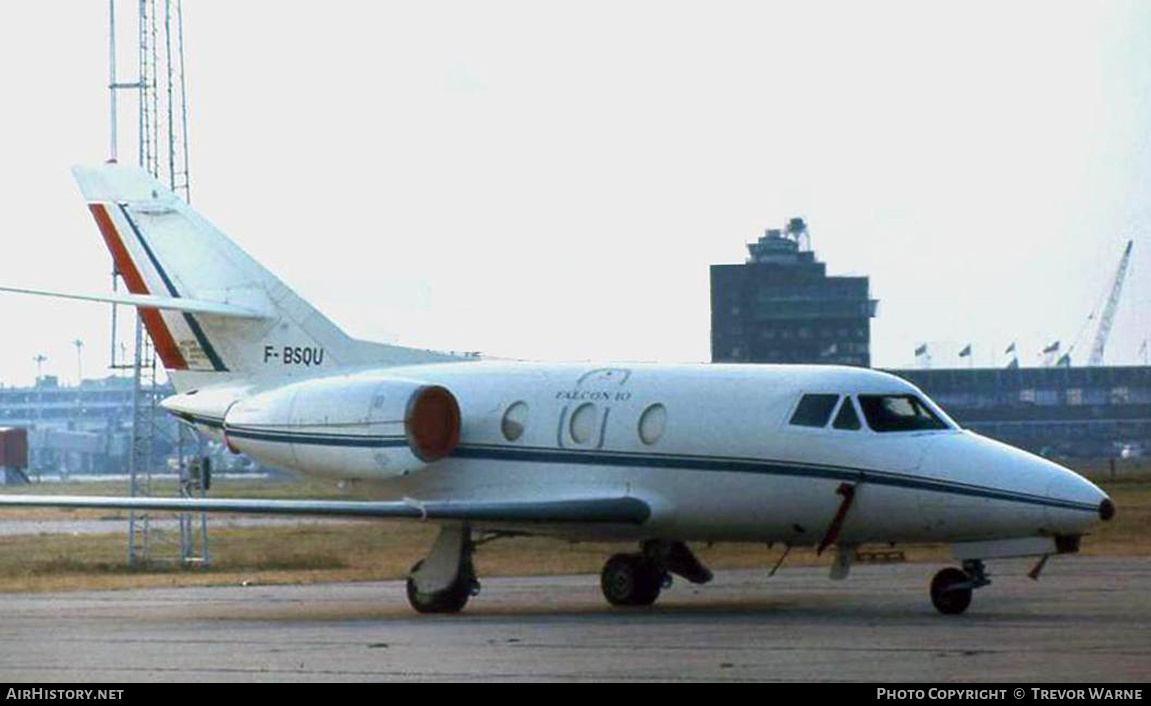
710;218;877;367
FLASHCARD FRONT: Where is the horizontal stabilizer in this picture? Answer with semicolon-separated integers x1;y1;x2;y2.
0;285;270;319
0;495;651;525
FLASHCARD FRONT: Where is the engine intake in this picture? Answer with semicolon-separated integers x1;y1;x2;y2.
405;385;461;462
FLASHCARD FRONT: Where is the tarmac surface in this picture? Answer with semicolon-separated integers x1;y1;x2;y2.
0;556;1147;682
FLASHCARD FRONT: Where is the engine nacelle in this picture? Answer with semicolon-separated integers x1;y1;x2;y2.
222;376;461;480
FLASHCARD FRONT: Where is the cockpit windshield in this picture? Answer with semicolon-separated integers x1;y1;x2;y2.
789;394;839;428
857;394;950;433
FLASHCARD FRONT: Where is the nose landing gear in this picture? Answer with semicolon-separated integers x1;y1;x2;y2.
930;559;990;615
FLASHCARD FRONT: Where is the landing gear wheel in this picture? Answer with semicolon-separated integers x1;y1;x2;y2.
601;553;664;607
931;567;973;615
406;560;475;614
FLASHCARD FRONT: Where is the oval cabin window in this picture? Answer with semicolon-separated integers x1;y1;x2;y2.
569;403;597;445
501;401;529;442
638;403;667;445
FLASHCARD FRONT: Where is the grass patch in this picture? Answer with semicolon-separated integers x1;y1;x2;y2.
0;465;1145;593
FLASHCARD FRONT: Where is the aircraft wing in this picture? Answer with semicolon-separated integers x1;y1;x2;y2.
0;285;269;319
0;495;651;525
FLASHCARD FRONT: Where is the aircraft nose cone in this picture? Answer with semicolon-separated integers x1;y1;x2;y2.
1045;471;1108;534
1099;497;1116;522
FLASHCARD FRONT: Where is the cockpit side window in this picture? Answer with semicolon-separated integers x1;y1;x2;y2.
832;397;862;430
789;394;840;428
857;394;949;432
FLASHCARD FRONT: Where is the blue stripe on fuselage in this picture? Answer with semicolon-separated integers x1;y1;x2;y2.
226;426;408;448
180;411;1096;515
451;443;1093;512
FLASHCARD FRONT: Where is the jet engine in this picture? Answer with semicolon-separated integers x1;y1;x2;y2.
222;376;461;480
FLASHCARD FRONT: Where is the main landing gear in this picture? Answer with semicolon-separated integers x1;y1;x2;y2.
600;540;713;607
601;554;665;606
930;559;990;615
403;531;714;613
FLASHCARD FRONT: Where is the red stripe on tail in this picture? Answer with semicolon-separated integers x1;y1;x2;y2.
88;203;188;370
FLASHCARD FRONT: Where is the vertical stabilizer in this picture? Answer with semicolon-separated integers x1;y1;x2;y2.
73;163;459;391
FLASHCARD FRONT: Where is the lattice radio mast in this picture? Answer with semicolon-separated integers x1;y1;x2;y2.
108;0;208;567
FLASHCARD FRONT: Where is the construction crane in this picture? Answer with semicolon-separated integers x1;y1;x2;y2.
1087;240;1134;366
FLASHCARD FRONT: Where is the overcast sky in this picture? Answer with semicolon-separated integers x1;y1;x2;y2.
0;1;1148;387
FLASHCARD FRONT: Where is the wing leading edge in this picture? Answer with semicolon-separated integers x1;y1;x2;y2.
0;495;651;525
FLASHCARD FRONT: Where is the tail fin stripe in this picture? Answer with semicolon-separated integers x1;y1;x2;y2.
117;204;229;372
116;204;181;297
179;314;228;371
89;204;151;297
88;204;188;370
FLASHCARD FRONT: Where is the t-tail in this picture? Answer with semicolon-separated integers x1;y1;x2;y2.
67;163;458;392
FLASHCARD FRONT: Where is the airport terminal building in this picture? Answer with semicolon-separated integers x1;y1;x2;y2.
0;376;174;476
891;365;1151;458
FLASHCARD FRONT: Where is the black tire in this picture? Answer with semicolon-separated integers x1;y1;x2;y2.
601;553;663;607
406;560;472;614
930;567;973;615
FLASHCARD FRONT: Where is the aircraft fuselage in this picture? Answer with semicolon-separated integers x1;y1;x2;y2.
165;360;1108;547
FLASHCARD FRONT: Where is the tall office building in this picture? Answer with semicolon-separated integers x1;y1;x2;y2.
710;218;877;366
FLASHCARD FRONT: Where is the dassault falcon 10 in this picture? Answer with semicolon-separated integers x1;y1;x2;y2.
0;164;1114;614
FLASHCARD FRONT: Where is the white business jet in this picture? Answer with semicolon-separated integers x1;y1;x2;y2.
0;164;1114;615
